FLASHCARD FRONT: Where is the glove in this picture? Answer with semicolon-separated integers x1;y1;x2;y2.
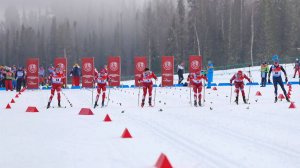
268;79;271;83
285;77;288;82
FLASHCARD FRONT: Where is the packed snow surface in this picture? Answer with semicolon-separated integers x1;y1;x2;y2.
0;64;300;168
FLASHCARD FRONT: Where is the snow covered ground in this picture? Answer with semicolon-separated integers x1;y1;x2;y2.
0;64;300;168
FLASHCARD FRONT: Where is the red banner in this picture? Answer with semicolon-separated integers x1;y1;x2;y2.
54;57;67;86
108;56;121;86
161;56;174;87
81;57;94;88
189;55;202;73
26;58;39;89
134;56;147;86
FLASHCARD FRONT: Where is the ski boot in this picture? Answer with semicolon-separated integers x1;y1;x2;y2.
243;96;247;104
101;100;105;107
58;100;61;107
149;97;153;107
141;99;145;107
286;97;290;102
47;102;51;109
198;100;202;107
194;100;197;107
274;97;278;103
94;101;98;108
234;96;238;105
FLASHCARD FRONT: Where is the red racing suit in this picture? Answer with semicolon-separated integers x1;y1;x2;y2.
139;71;157;100
230;72;251;97
94;71;111;103
48;71;65;103
188;73;208;101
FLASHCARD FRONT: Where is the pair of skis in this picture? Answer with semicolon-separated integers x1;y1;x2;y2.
138;81;157;108
46;90;72;109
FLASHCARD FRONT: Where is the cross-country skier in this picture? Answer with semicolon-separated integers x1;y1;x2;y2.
94;68;111;108
138;67;157;107
188;70;207;106
47;65;65;108
268;60;290;103
230;70;251;104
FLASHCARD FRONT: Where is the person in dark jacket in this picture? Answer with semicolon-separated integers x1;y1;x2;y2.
15;67;25;92
177;61;185;84
70;64;81;86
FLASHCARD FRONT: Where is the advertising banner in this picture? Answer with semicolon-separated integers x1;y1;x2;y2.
189;55;202;74
81;57;95;88
134;56;147;86
108;56;121;86
26;58;39;89
161;56;174;87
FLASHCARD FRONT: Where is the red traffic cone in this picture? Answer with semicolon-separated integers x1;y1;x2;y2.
288;91;291;96
15;94;19;98
155;153;173;168
289;102;296;109
212;87;217;91
26;106;39;112
103;114;112;122
79;108;94;115
10;99;15;103
121;128;132;138
255;91;262;96
6;103;11;109
287;94;290;99
278;94;285;100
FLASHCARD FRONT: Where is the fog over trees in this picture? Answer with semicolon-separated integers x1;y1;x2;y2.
0;0;300;75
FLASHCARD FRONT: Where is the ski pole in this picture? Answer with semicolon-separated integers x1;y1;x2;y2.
61;90;73;107
247;65;252;102
153;80;157;106
247;82;252;102
230;83;233;104
137;80;142;107
106;85;111;107
92;81;94;107
203;79;206;103
189;84;192;106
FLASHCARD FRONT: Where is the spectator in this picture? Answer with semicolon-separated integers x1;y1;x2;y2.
260;62;269;87
0;66;4;88
293;58;300;78
70;64;81;86
4;67;14;91
39;66;46;86
177;61;185;84
11;65;17;89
